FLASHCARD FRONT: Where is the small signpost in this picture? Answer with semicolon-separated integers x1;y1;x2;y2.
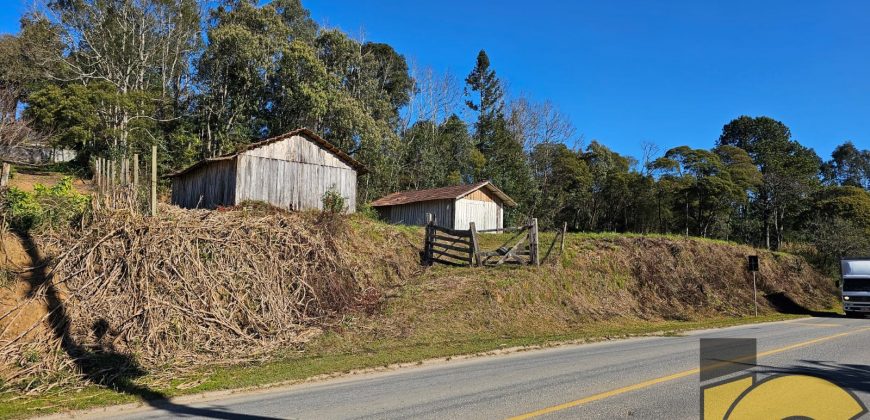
748;255;759;317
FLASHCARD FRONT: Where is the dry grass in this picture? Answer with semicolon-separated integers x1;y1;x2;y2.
328;230;838;353
6;170;92;194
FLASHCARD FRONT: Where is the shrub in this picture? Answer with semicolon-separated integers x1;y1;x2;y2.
321;186;346;214
357;202;380;220
2;177;89;231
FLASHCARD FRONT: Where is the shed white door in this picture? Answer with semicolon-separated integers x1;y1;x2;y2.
454;198;501;230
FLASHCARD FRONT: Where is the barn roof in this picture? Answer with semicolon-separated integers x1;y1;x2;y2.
370;181;517;208
167;128;367;178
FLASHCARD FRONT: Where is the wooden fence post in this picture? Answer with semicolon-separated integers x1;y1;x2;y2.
97;158;103;194
132;153;139;209
94;158;101;192
423;213;434;266
559;221;567;255
150;145;157;217
0;162;10;187
101;158;108;194
530;218;539;266
133;154;139;188
109;159;115;200
469;222;481;267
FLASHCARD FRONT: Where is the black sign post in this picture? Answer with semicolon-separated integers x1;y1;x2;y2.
748;256;759;317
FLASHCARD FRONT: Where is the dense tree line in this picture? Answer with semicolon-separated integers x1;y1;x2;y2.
1;0;869;263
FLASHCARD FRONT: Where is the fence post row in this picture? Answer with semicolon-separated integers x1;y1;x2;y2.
92;149;156;214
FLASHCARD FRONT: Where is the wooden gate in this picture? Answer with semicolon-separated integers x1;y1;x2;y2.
423;221;476;266
423;215;552;267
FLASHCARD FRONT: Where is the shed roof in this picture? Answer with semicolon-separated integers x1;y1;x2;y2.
370;181;517;208
167;128;367;178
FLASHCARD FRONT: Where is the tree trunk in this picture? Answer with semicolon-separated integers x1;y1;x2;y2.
0;162;10;187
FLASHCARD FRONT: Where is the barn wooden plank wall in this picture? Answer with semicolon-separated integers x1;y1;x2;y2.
237;134;357;212
454;198;502;230
388;199;454;227
235;154;356;212
461;188;497;202
170;159;237;208
243;134;351;169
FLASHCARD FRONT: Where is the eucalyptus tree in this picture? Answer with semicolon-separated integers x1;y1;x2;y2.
718;116;821;248
581;141;633;231
32;0;201;154
822;141;870;189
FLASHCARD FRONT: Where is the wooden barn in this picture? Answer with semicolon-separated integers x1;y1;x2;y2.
168;128;366;212
370;181;516;230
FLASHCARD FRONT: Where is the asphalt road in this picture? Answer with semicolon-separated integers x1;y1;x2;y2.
85;317;870;420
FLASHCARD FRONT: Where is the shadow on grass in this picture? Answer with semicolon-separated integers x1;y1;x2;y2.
16;230;280;419
764;292;843;318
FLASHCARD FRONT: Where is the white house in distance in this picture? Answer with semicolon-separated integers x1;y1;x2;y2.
370;181;517;230
168;128;366;212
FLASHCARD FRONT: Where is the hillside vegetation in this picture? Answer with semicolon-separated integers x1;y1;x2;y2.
0;206;836;411
334;230;835;352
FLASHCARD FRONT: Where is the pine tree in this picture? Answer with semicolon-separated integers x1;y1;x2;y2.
465;50;532;223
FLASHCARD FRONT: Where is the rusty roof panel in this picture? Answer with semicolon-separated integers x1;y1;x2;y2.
370;181;516;207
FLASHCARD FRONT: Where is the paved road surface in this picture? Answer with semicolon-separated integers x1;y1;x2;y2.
85;317;870;419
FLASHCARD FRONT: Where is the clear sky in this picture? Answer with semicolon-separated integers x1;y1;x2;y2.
2;0;868;160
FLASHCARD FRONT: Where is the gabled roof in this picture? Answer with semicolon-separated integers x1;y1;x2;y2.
167;128;367;178
370;181;517;208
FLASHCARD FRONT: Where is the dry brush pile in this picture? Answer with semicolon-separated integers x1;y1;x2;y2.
1;204;418;393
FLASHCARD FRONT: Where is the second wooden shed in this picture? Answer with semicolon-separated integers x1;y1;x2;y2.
370;181;516;230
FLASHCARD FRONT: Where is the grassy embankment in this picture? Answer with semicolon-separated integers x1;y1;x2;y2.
0;214;838;418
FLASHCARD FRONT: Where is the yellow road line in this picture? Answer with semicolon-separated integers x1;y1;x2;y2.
508;326;870;420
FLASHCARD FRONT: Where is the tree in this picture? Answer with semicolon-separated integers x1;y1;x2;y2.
581;141;633;231
358;42;413;125
197;0;291;154
0;14;64;112
465;50;504;129
464;50;532;222
803;186;870;272
822;141;870;189
718;116;821;249
37;0;201;153
529;142;591;229
400;115;474;190
651;146;748;238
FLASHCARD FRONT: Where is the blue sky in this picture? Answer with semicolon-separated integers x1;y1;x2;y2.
3;1;868;160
